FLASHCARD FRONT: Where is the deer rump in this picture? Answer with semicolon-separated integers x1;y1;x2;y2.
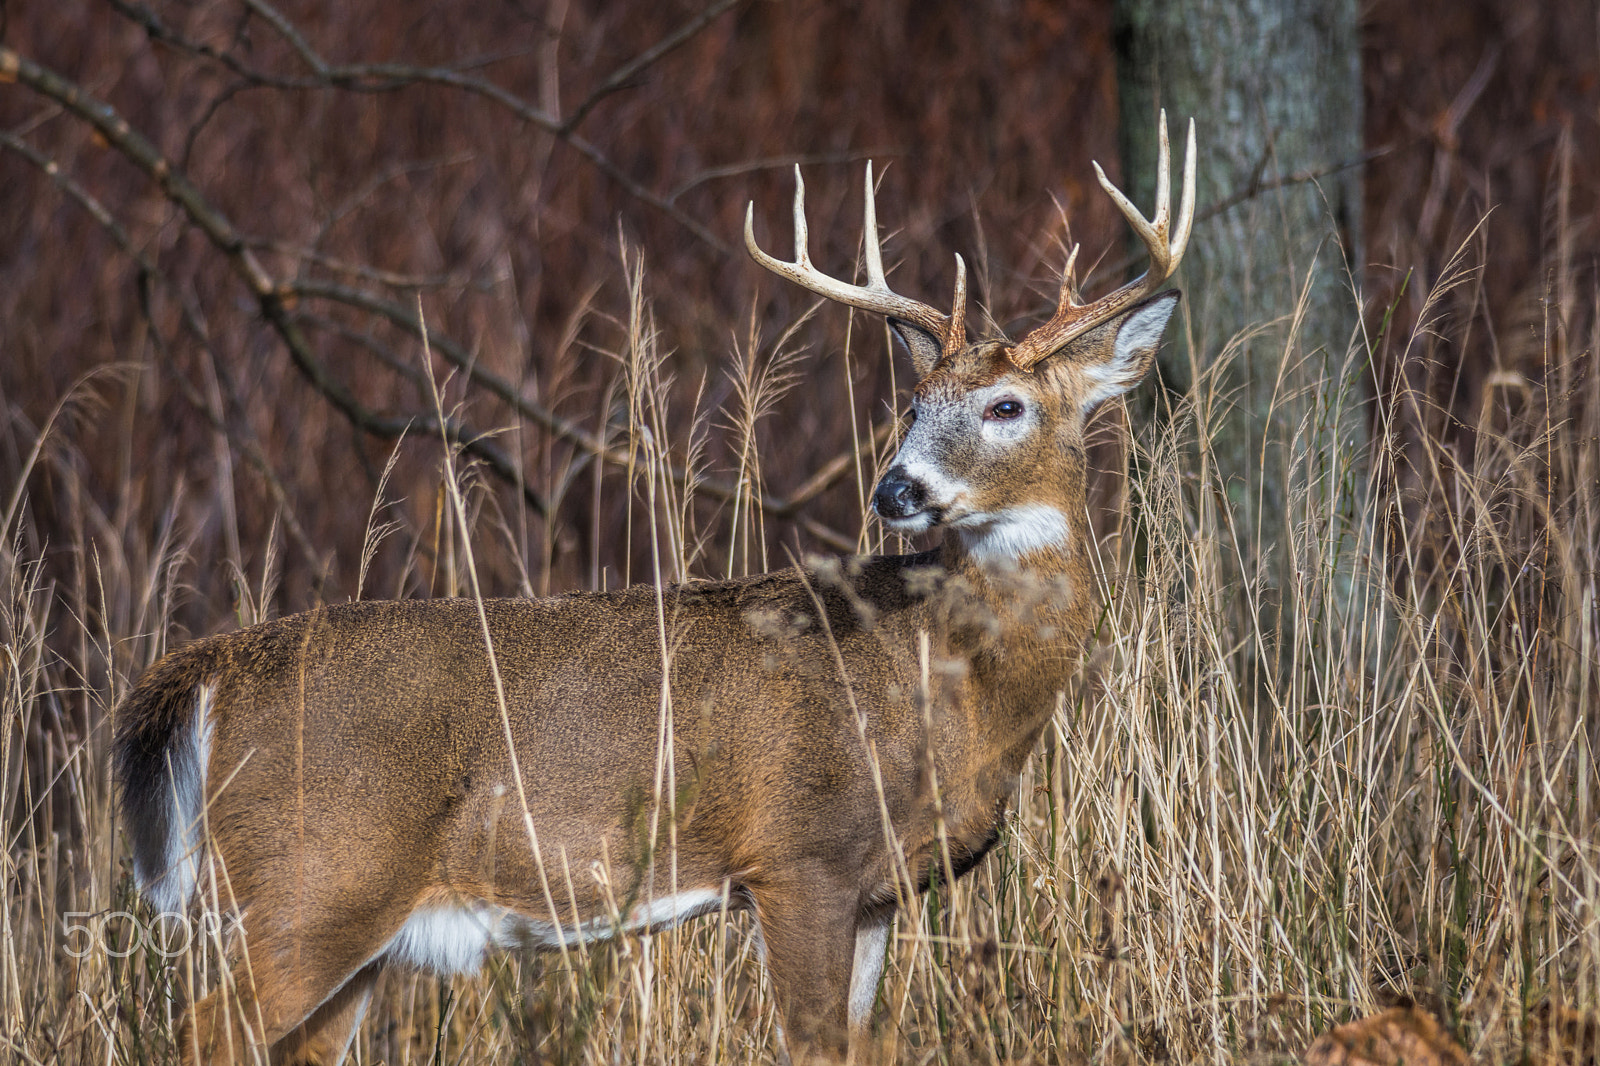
116;551;1025;1057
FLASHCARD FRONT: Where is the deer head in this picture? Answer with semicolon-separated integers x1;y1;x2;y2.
747;112;1195;565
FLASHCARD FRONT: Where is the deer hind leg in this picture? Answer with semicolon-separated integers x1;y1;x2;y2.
179;910;402;1065
270;960;385;1066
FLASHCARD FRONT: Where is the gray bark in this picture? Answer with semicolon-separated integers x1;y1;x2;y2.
1114;0;1368;628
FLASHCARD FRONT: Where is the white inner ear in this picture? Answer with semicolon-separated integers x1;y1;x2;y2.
1081;296;1177;411
1115;298;1177;366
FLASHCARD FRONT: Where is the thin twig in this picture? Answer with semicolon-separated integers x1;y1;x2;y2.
667;149;898;205
1079;144;1397;293
1195;145;1393;227
286;278;868;537
560;0;748;135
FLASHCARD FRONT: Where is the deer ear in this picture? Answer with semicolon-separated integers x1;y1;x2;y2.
888;317;943;377
1078;291;1179;411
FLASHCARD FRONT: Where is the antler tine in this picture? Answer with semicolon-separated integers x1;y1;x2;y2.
745;165;964;353
1154;108;1171;236
946;253;968;353
862;162;888;289
790;165;812;266
1092;110;1178;281
1060;243;1081;302
1008;111;1196;372
1172;118;1197;267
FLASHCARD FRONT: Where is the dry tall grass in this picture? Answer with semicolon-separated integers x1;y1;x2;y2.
3;204;1597;1064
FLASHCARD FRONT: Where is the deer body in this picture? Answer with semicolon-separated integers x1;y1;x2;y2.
117;116;1195;1064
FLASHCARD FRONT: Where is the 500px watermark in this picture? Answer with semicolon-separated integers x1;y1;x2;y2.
62;911;233;959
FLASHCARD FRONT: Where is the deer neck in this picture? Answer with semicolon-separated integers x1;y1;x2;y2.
937;501;1092;610
931;510;1095;708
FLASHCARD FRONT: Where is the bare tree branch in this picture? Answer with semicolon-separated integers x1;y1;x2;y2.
1;44;545;518
104;0;734;254
666;149;896;205
559;0;747;135
0;43;871;552
0;125;327;581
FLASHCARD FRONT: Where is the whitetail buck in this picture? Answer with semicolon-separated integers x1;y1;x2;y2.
116;114;1194;1065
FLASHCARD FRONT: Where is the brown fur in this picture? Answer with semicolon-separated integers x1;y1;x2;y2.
119;534;1089;1058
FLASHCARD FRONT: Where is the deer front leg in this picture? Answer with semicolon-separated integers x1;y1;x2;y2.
750;881;862;1065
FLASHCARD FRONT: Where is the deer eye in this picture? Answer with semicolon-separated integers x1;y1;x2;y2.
986;399;1024;420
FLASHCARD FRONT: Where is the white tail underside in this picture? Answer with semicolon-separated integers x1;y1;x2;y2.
137;682;215;914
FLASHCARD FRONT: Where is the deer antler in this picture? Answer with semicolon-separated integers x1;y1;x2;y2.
1008;111;1195;372
746;163;969;359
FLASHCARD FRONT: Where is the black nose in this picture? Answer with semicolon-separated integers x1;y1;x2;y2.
873;469;926;519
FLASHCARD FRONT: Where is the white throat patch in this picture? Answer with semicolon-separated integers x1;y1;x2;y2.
957;504;1070;563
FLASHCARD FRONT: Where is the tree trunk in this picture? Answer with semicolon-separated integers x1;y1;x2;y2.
1114;0;1368;645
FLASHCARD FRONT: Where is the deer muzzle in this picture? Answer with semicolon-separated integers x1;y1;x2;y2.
873;467;930;522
